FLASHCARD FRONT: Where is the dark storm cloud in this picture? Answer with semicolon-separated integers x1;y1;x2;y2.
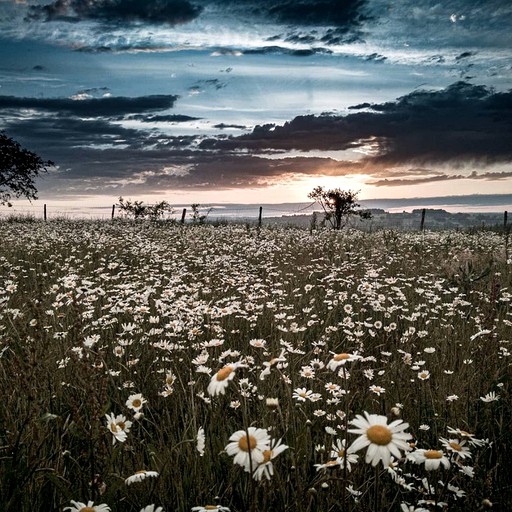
177;155;354;189
129;114;202;123
28;0;202;25
264;0;369;28
214;123;248;130
72;43;183;53
215;0;370;45
3;116;152;154
455;51;476;61
0;94;178;117
201;82;512;167
3;111;354;194
4;80;512;196
68;154;352;193
243;46;332;57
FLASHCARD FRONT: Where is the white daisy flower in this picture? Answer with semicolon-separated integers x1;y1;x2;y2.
330;438;359;472
64;500;111;512
265;397;279;409
480;391;500;402
369;385;386;396
259;349;286;380
440;438;472;459
197;426;205;456
140;506;163;512
417;370;430;380
191;506;230;511
327;352;361;371
207;363;241;396
408;449;450;471
446;427;486;447
400;504;429;512
348;411;412;468
125;470;159;485
105;413;132;445
126;393;147;412
314;459;341;471
292;387;313;401
225;427;270;471
458;464;475;478
252;438;289;481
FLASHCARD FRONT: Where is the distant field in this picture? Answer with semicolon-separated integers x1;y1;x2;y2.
0;220;510;512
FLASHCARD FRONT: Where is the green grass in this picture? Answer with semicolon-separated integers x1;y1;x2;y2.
0;220;510;512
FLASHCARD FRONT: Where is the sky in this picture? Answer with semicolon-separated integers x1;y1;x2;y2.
1;0;512;207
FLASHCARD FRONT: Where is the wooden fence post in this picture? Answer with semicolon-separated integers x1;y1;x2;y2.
181;208;187;224
420;208;426;231
310;211;317;234
111;204;115;220
258;206;263;228
44;204;47;221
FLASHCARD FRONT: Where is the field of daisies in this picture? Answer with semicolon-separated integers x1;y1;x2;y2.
0;219;510;512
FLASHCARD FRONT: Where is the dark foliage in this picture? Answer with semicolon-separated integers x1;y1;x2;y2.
0;132;53;206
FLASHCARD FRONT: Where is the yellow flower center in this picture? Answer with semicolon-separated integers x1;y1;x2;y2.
424;450;443;459
338;449;345;458
205;507;218;510
80;508;96;512
135;470;147;474
238;434;257;452
449;441;462;451
118;421;125;430
132;399;142;408
216;366;233;381
367;425;392;445
110;422;117;432
333;353;350;361
262;449;272;463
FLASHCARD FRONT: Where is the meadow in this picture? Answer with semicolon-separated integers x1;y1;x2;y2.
0;219;510;512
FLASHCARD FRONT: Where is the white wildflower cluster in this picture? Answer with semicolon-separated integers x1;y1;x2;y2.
1;221;508;511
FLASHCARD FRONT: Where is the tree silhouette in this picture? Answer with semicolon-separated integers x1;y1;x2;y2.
0;132;53;206
117;196;173;220
308;186;371;230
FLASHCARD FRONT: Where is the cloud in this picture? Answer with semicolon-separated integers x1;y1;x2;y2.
3;108;359;195
214;0;370;46
3;116;150;154
455;51;476;61
242;46;332;57
3;82;512;197
28;0;202;25
189;78;227;93
200;82;512;167
213;123;248;130
0;94;178;117
129;114;202;123
370;170;512;187
265;0;369;29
